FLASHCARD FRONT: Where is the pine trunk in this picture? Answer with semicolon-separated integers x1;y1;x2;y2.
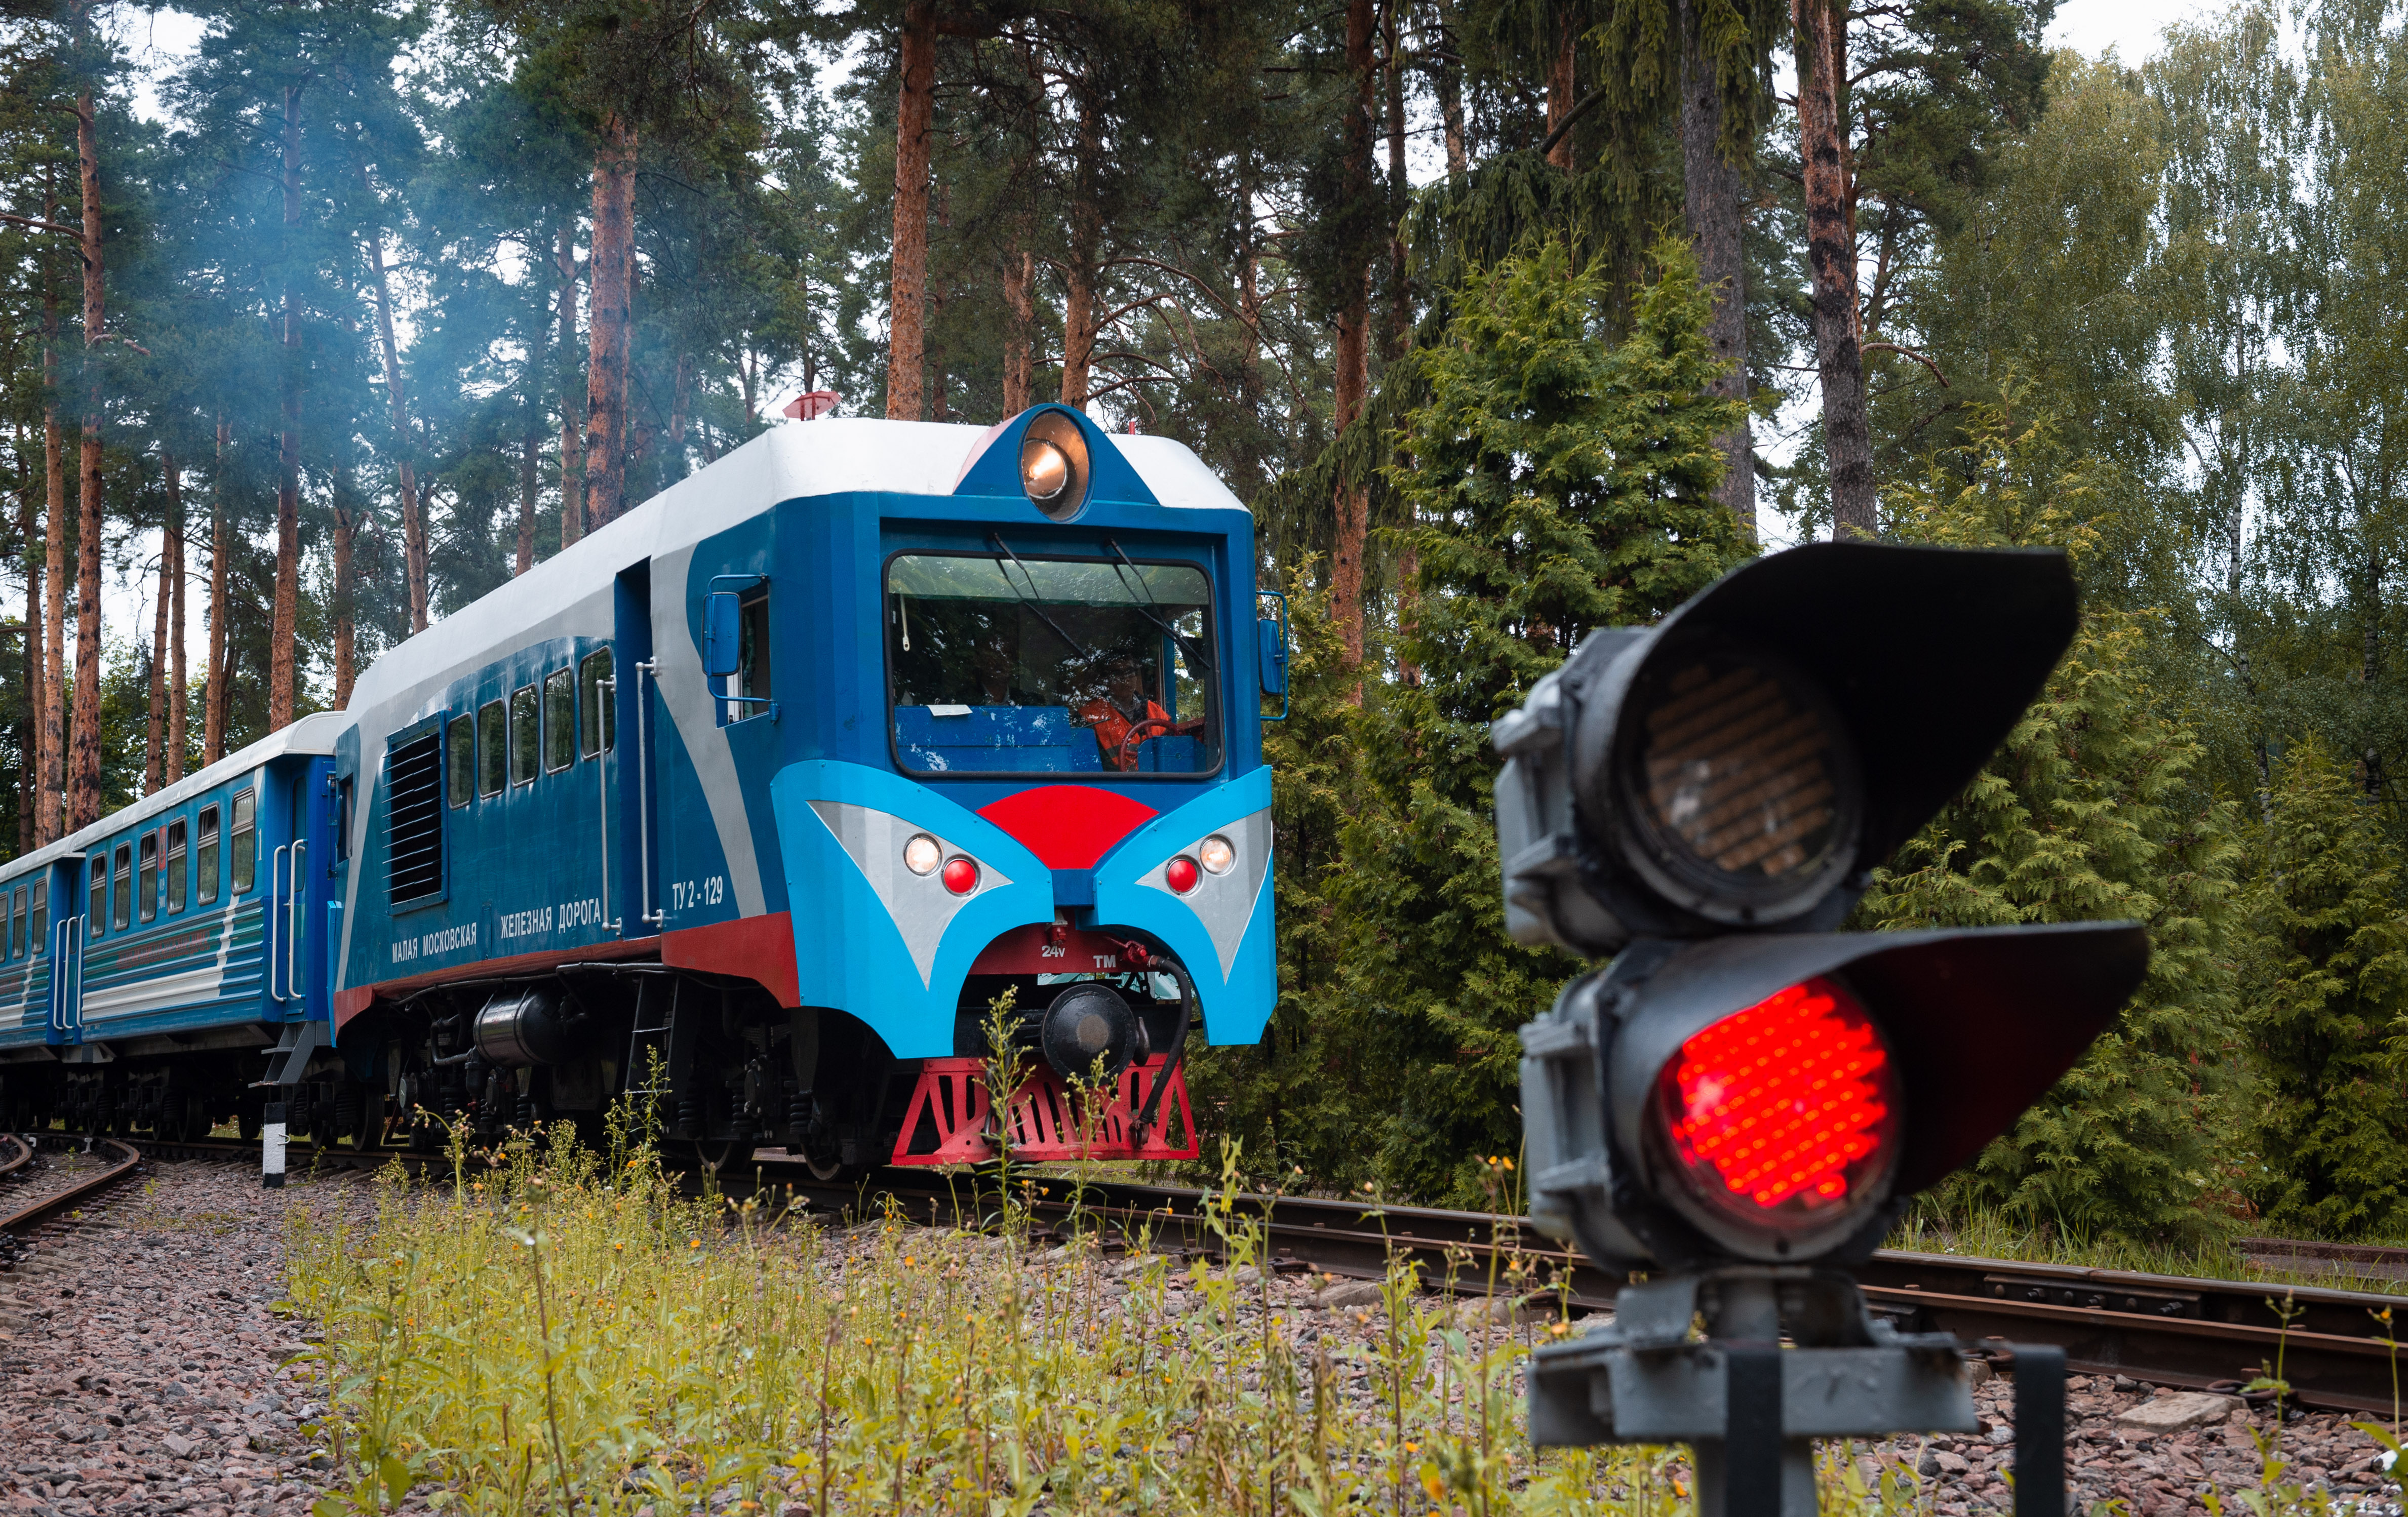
369;237;428;633
886;0;936;421
1384;3;1410;354
1680;0;1756;539
17;426;39;854
38;188;65;846
166;459;185;783
331;484;356;707
146;506;168;794
1002;242;1032;415
269;82;303;733
582;111;637;534
1793;0;1874;537
205;426;229;766
1545;11;1577;170
517;423;538;575
1329;0;1376;682
68;80;106;831
1432;0;1468;174
556;221;584;549
1060;102;1101;407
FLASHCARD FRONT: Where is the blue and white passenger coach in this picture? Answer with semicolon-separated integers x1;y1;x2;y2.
1;406;1285;1169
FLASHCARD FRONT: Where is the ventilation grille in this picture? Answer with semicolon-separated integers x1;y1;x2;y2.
387;732;445;905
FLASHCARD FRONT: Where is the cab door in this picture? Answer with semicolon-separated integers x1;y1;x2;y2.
46;856;85;1047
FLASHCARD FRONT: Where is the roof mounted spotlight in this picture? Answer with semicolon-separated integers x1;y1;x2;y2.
1020;409;1090;521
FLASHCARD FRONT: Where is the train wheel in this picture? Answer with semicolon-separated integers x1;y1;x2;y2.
350;1096;385;1151
238;1105;262;1141
689;1139;746;1174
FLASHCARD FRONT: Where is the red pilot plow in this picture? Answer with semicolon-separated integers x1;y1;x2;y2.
891;1056;1199;1165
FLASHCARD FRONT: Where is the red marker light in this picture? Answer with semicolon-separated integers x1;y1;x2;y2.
1652;976;1898;1232
941;857;980;896
1164;856;1201;894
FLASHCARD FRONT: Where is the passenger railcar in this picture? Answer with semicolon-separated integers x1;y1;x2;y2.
0;406;1284;1172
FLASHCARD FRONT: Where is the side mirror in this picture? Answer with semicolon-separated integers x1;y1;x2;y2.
1257;591;1290;719
702;590;742;678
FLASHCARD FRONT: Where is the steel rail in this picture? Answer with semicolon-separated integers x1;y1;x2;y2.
0;1134;144;1234
0;1131;30;1179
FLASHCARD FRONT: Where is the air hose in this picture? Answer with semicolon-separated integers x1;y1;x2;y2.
1116;940;1191;1139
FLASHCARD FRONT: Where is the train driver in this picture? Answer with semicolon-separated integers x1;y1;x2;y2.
1076;653;1168;773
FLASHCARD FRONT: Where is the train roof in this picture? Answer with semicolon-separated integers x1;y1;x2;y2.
0;710;346;884
345;416;1247;728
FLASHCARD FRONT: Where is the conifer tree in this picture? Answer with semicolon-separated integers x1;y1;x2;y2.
1862;408;2245;1242
2243;736;2408;1239
1316;234;1746;1206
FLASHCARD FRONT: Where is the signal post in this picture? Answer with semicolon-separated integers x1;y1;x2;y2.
1492;544;2149;1517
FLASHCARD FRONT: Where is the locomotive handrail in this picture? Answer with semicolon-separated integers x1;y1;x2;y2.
289;842;306;998
269;844;291;1001
636;658;662;926
598;673;619;933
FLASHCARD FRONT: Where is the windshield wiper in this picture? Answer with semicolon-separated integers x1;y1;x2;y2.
1104;538;1216;672
989;533;1094;661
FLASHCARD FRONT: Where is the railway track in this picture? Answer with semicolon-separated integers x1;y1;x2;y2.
0;1132;147;1268
64;1130;2408;1418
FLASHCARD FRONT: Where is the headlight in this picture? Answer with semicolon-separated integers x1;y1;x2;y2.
902;833;941;876
1198;834;1235;875
1019;411;1090;521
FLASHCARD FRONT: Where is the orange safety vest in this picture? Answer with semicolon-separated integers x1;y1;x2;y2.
1077;697;1169;772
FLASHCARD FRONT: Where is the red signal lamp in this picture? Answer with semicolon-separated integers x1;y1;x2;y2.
1649;977;1900;1245
1164;855;1201;895
941;857;980;896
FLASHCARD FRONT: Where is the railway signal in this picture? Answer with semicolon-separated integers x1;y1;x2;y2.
1495;543;2149;1517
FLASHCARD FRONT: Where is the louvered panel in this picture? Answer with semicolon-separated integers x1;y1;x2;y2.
386;733;446;904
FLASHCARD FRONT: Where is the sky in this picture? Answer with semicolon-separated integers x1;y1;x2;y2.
100;0;2229;682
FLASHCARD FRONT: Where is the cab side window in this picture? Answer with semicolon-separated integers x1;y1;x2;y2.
738;587;772;707
448;715;476;807
510;684;540;784
579;649;615;757
543;668;575;773
138;832;160;923
167;819;189;913
198;806;221;904
478;701;507;796
231;789;257;894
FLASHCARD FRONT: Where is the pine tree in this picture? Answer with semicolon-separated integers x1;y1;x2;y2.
1313;234;1747;1206
1861;407;2246;1242
2243;735;2408;1239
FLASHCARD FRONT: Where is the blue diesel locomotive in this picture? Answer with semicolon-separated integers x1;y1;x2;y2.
0;406;1284;1172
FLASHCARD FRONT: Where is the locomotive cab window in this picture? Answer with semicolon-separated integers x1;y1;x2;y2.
197;806;220;904
510;684;540;784
885;552;1221;776
231;788;257;894
478;701;506;796
139;832;160;923
579;648;615;756
167;819;188;913
722;588;772;723
544;668;575;772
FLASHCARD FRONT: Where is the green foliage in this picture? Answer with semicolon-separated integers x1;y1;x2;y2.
2242;736;2408;1239
1291;235;1747;1208
1863;408;2246;1242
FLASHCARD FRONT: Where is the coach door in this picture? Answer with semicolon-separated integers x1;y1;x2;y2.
47;857;84;1046
617;562;660;933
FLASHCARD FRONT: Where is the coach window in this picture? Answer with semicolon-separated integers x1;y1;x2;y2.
6;886;20;958
29;882;46;954
89;856;106;934
447;715;476;807
579;649;615;757
231;788;257;894
197;806;221;904
5;888;16;959
139;832;160;923
0;891;10;961
112;845;133;931
510;684;540;784
478;700;506;796
167;819;189;913
543;668;575;773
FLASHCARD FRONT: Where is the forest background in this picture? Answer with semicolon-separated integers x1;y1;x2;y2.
3;0;2405;1247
